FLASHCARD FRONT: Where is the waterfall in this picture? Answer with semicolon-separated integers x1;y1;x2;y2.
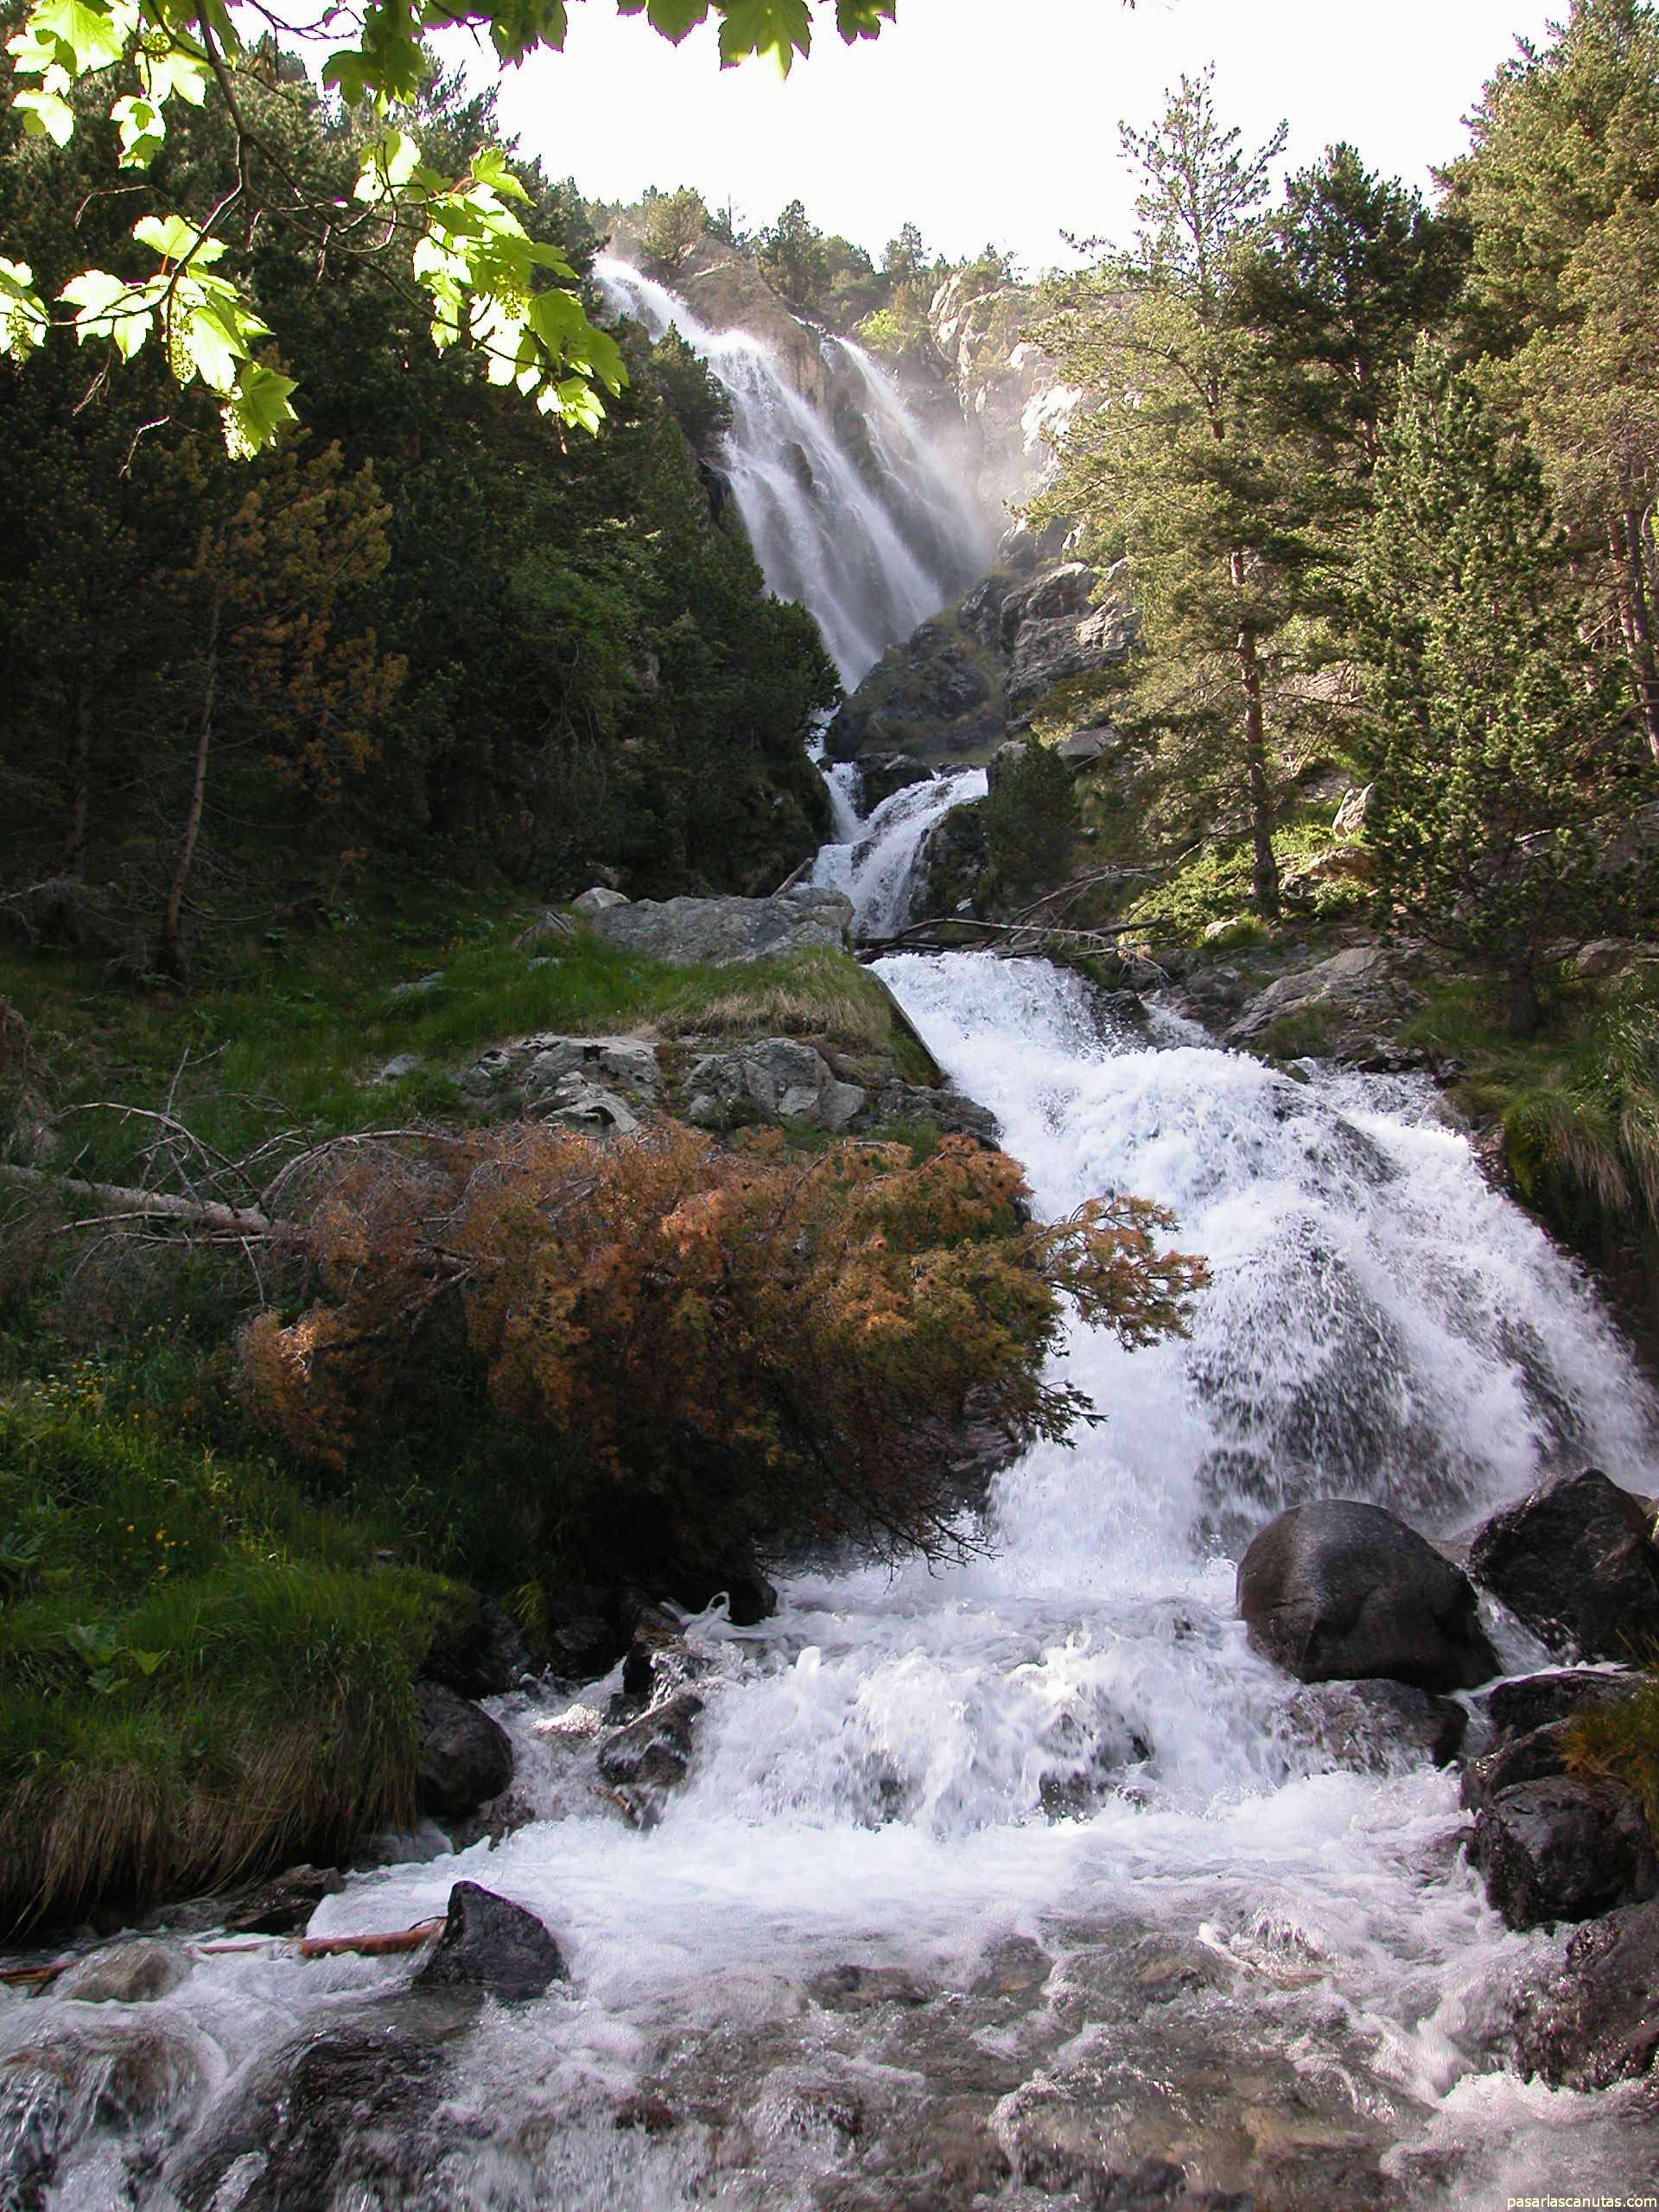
12;597;1659;2207
812;766;987;938
594;257;991;684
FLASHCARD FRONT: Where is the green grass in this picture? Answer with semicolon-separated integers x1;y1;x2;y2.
1121;816;1370;942
0;1373;455;1933
1;888;930;1183
1565;1672;1659;1840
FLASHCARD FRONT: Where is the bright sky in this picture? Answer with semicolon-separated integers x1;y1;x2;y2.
467;0;1561;272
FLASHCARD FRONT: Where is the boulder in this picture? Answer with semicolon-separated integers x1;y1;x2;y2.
1467;1469;1659;1661
1471;1775;1657;1930
597;1690;704;1792
1478;1667;1643;1739
1332;784;1372;839
1236;1499;1499;1693
861;754;935;811
6;2024;207;2207
57;1938;191;2005
515;907;575;947
460;1033;661;1106
414;1881;566;1999
165;2019;449;2208
1459;1719;1573;1814
1226;945;1421;1058
682;1038;866;1131
572;886;629;915
373;1053;421;1085
1286;1678;1467;1774
588;887;852;965
1573;938;1659;979
414;1681;513;1819
1508;1895;1659;2089
219;1863;345;1938
422;1592;534;1700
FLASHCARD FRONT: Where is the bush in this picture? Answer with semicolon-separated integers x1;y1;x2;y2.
982;742;1077;894
242;1122;1206;1576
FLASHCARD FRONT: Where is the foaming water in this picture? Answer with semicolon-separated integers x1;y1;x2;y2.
594;258;989;683
10;959;1659;2202
811;767;987;937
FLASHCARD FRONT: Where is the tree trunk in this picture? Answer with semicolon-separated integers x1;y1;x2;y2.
161;574;225;982
62;680;91;878
1614;509;1659;771
1507;954;1541;1042
1232;582;1279;918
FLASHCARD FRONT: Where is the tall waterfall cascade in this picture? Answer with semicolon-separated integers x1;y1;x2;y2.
594;257;994;684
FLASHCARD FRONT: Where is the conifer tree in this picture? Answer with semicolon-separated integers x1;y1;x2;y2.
1033;71;1304;917
1353;344;1626;1036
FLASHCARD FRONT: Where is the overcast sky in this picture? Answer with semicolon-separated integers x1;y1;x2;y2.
463;0;1561;271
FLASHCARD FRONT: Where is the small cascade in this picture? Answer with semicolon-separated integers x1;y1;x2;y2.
595;257;991;683
812;767;987;938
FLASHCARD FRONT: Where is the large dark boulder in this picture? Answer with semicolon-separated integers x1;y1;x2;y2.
1478;1666;1643;1739
1508;1896;1659;2089
1471;1775;1657;1930
414;1882;566;1999
1237;1499;1499;1692
596;1690;704;1792
414;1681;512;1819
1467;1470;1659;1661
421;1592;532;1700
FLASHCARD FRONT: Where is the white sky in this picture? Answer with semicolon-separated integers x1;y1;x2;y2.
466;0;1561;271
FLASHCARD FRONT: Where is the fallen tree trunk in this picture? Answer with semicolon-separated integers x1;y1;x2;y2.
0;1917;446;1988
0;1162;286;1244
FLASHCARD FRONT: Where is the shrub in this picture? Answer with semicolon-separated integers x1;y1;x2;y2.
242;1122;1206;1574
982;743;1077;894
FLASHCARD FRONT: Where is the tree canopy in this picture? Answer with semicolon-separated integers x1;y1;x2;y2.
0;0;897;455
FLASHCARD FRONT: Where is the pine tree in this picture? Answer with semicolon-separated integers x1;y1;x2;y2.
1446;0;1659;765
1353;345;1627;1036
1033;71;1305;917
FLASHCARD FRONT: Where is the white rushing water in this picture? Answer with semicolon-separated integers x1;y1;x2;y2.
811;766;988;938
11;783;1659;2207
594;257;991;683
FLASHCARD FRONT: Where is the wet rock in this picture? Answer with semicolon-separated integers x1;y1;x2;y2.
218;1863;345;1937
861;754;935;811
1471;1775;1658;1929
808;1963;933;2011
1478;1665;1644;1738
1508;1894;1659;2088
1287;1677;1467;1774
1237;1498;1499;1693
1459;1721;1572;1814
596;1689;704;1792
422;1592;534;1699
721;1565;778;1628
682;1037;866;1130
613;2092;678;2133
56;1938;190;2005
414;1680;513;1819
413;1880;566;1999
1467;1469;1659;1662
166;2018;450;2209
543;1583;623;1681
5;2023;207;2208
588;886;852;965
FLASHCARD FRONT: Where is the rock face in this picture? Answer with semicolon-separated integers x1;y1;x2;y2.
1285;1679;1467;1774
414;1881;566;1999
1236;1499;1500;1693
827;559;1135;771
1508;1896;1659;2088
1467;1469;1659;1661
414;1681;513;1819
1471;1775;1658;1929
588;886;852;965
1225;945;1422;1061
683;1038;866;1131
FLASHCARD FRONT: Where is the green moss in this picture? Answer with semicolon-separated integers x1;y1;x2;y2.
1565;1674;1659;1840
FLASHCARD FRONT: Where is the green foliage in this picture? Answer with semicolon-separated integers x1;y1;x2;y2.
1564;1667;1659;1835
1033;69;1306;920
1;0;896;454
0;1371;452;1930
647;322;733;453
1351;342;1633;1033
982;741;1077;894
639;182;708;271
756;194;832;309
